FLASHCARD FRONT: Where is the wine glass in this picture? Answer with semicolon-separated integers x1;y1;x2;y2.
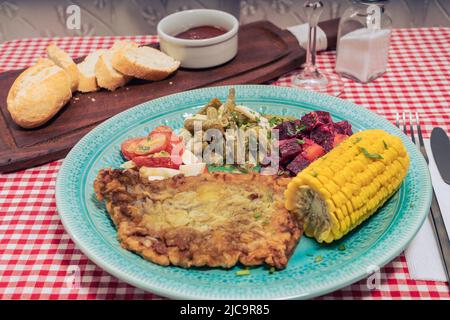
291;0;344;96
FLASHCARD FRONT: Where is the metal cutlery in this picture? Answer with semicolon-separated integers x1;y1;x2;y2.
396;112;450;283
431;127;450;185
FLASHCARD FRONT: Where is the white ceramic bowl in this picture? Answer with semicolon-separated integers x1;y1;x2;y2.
157;9;239;69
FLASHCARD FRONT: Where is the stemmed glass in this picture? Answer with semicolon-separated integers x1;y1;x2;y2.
291;0;344;96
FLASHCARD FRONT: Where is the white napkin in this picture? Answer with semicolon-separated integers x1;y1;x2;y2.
287;23;328;52
405;139;450;282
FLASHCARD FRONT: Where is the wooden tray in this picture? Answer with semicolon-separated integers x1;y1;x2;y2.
0;21;305;172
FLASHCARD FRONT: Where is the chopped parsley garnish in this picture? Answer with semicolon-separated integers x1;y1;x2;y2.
295;124;306;133
360;147;383;159
314;256;323;263
254;212;261;220
311;170;318;177
306;253;314;257
236;269;250;276
268;116;283;127
277;170;285;176
269;267;276;274
296;139;305;145
286;125;296;136
354;137;362;143
383;140;389;150
338;245;346;251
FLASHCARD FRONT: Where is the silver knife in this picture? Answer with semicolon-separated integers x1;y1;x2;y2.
431;127;450;185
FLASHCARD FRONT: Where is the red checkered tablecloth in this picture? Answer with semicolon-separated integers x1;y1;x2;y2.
0;28;449;300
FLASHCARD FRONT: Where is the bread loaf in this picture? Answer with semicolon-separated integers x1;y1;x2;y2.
46;43;79;92
95;43;132;91
111;40;180;81
7;58;72;129
77;49;107;92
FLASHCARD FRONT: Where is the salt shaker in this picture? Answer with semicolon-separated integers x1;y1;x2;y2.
335;0;392;83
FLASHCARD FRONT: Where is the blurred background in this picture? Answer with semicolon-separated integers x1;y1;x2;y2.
0;0;449;43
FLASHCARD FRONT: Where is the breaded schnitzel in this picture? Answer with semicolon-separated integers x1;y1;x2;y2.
94;170;302;269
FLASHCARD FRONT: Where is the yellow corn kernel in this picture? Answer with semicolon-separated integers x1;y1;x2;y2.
285;129;410;243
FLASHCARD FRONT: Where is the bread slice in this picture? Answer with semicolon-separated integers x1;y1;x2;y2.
46;43;79;92
95;44;132;91
111;40;180;81
7;58;72;129
77;49;108;92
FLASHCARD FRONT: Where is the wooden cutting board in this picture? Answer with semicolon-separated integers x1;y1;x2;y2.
0;21;305;173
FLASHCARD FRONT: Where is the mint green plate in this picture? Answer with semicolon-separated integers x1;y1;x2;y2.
56;85;431;299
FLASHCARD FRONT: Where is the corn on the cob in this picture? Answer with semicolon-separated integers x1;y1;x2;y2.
285;129;409;243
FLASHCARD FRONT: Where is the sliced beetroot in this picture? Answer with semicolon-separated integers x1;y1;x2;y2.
301;111;332;131
273;120;305;140
300;112;318;131
334;120;353;135
278;139;290;147
274;121;295;140
273;111;353;177
279;138;303;164
316;111;333;124
322;139;335;152
286;154;310;175
310;123;335;151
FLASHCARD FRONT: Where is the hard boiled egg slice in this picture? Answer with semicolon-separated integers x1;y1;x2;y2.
148;176;166;181
121;160;136;169
139;167;181;180
179;163;206;177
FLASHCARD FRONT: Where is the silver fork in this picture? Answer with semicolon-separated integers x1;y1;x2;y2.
397;112;450;283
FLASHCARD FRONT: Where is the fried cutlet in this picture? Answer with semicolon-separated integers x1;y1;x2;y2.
94;169;302;269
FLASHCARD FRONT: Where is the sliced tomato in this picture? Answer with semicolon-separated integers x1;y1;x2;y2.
121;137;146;160
141;125;184;165
150;125;173;134
132;155;180;169
134;134;169;156
121;134;169;160
149;126;173;142
302;143;325;162
333;134;349;147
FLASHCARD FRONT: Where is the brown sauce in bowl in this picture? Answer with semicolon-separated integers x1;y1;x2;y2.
175;25;228;40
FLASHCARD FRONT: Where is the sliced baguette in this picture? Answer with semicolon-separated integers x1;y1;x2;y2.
77;49;108;92
7;58;72;129
46;43;79;92
95;44;132;91
111;40;180;81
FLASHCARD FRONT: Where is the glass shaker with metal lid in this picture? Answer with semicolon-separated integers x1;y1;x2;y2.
335;0;392;83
